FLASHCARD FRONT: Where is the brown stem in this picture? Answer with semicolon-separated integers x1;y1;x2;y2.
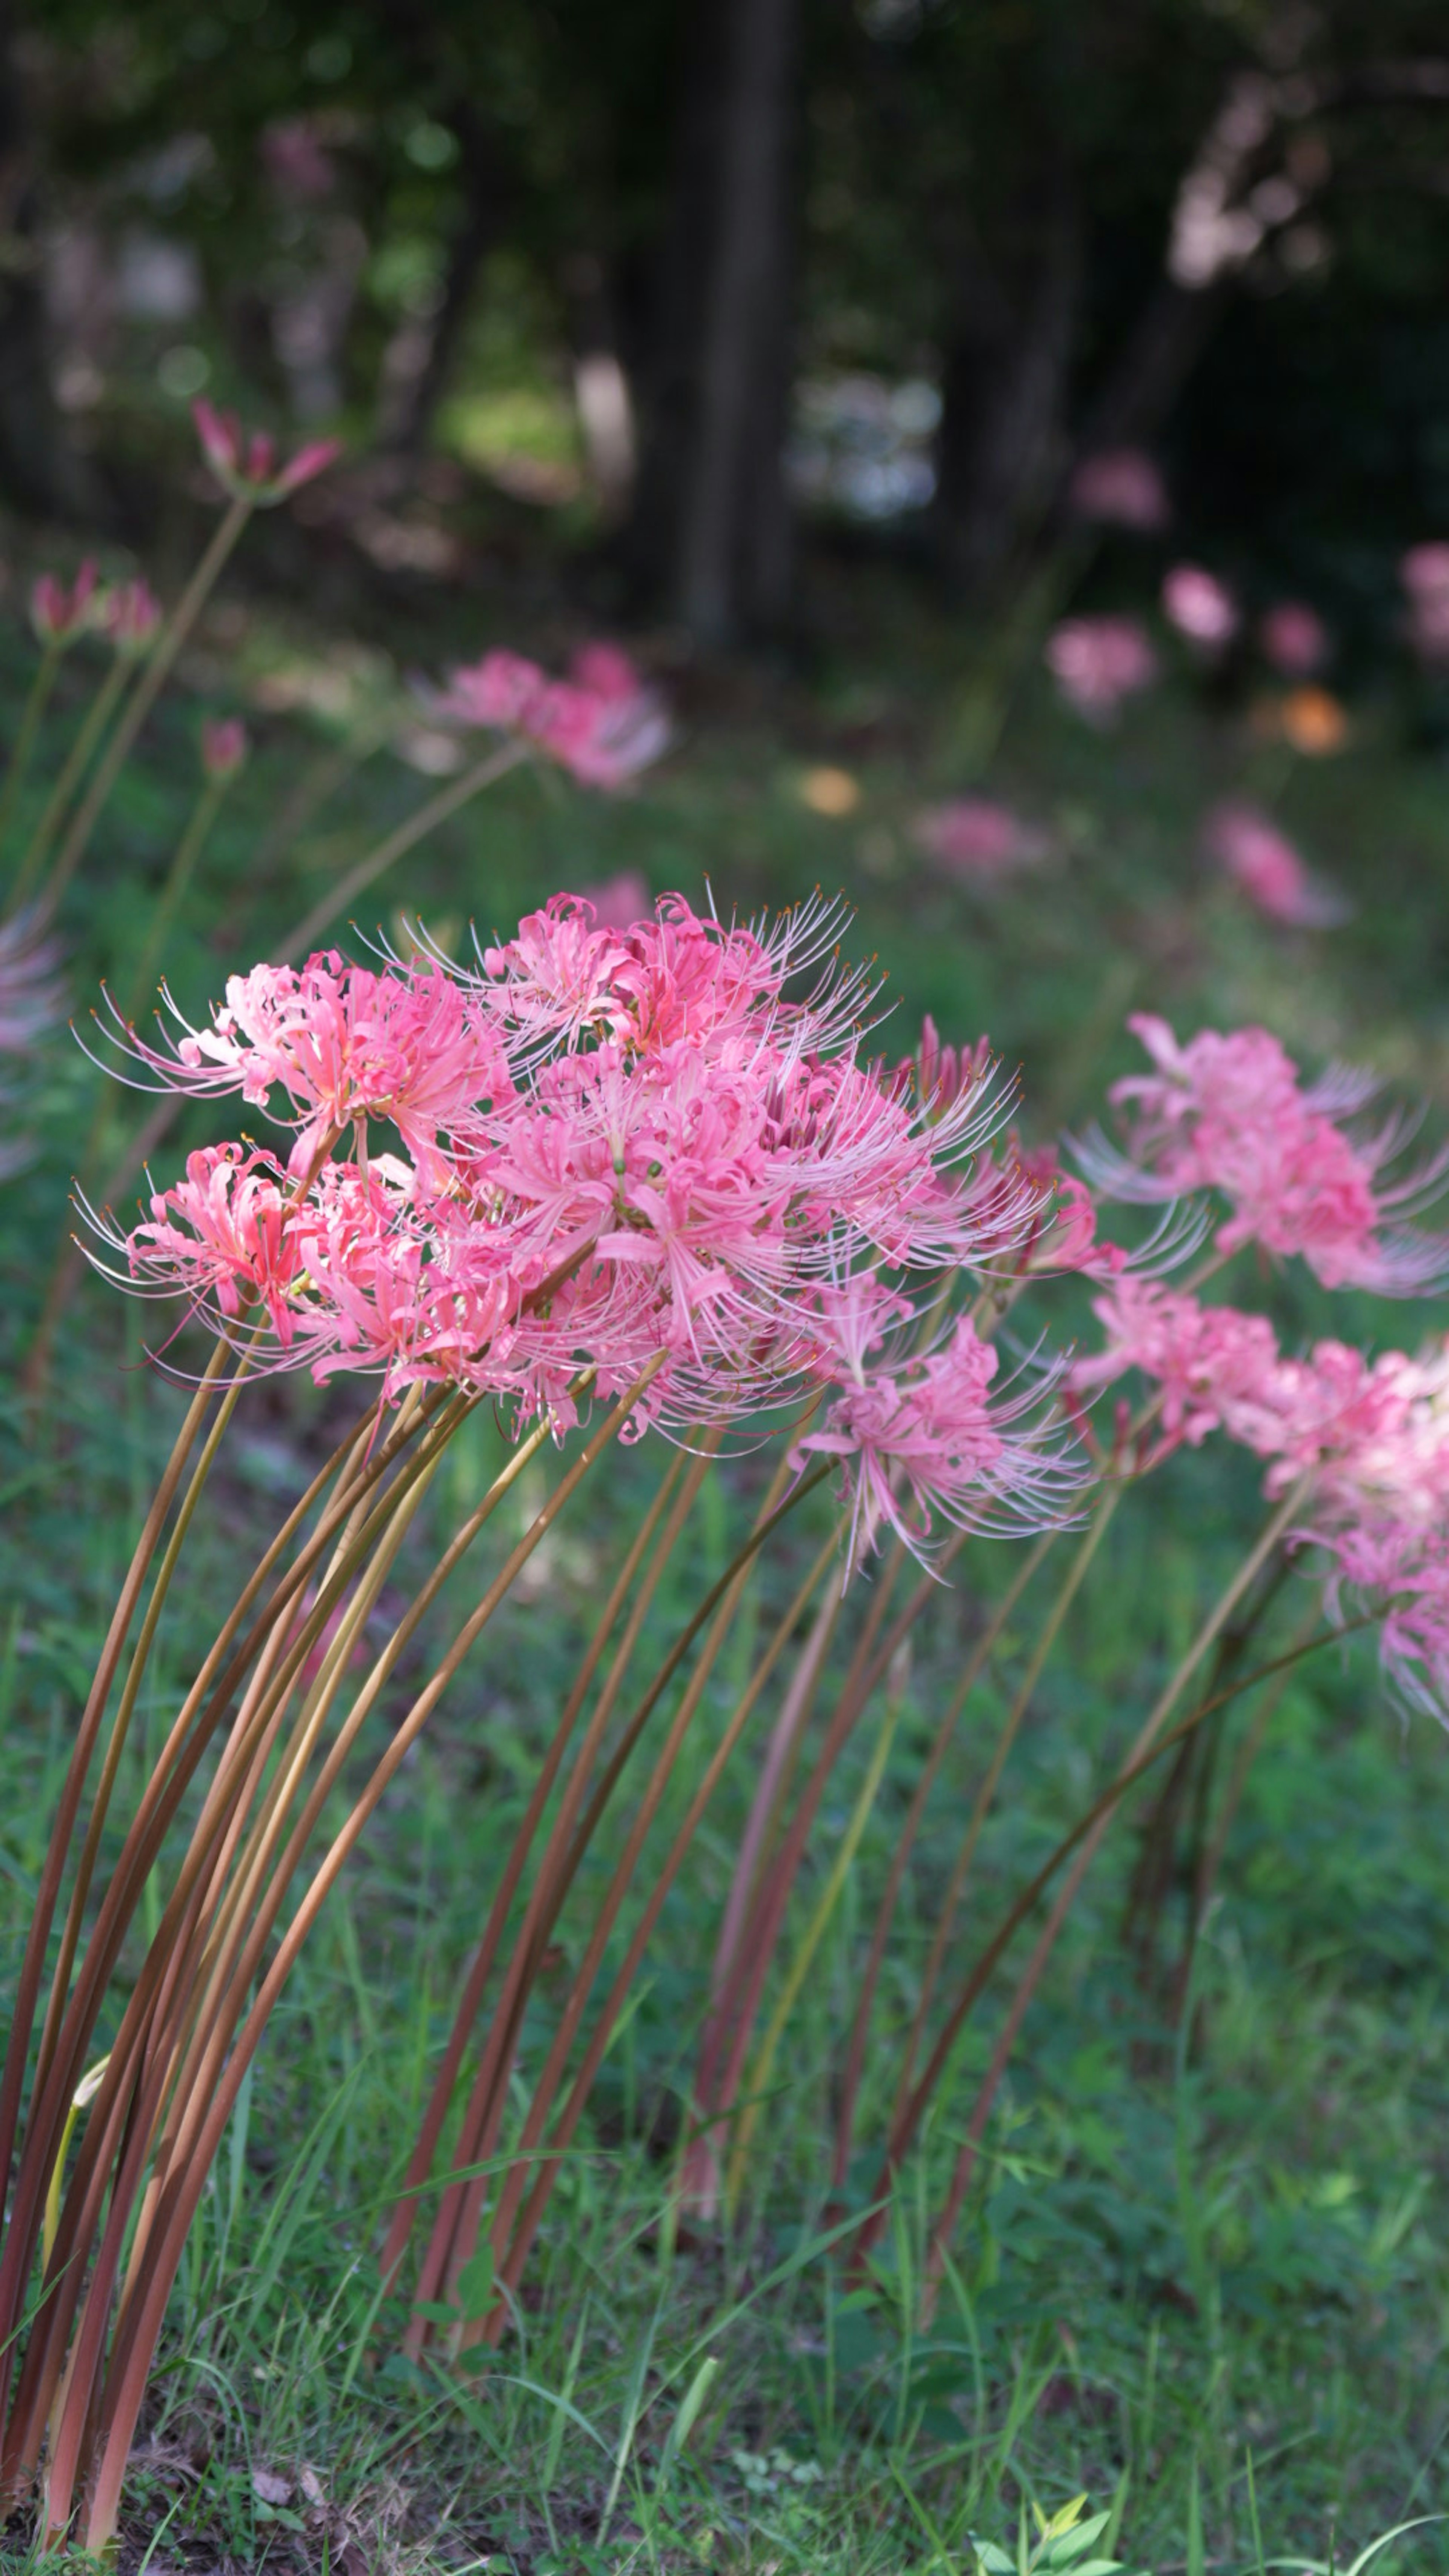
378;1444;695;2292
830;1532;1053;2195
408;1448;824;2347
74;1363;658;2550
489;1530;842;2332
0;1342;233;2416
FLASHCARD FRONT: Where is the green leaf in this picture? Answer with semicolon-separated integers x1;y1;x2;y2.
454;2241;497;2321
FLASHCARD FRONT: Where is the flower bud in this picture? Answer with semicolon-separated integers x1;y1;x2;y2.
192;399;341;508
30;560;98;646
201;717;248;782
101;577;163;658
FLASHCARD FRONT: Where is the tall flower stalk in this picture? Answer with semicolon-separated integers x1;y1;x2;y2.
2;891;1075;2546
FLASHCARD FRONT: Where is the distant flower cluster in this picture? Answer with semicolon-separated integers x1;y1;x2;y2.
913;798;1047;883
437;643;671;788
1084;1013;1448;1292
1045;616;1159;723
1068;1012;1449;1708
1203;801;1347;927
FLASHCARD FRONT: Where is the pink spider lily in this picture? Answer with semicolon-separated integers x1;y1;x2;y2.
1073;1285;1449;1708
1076;1014;1449;1295
30;562;98;647
97;953;512;1182
1203;801;1349;928
909;1017;994;1124
192;398;342;507
1067;448;1170;532
575;869;650;929
438;646;671;788
914;798;1047;884
87;893;1075;1553
1045;617;1158;724
792;1302;1080;1574
1258;601;1330;676
1161;562;1239;649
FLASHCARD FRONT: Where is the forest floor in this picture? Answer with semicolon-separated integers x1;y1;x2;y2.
5;525;1449;2576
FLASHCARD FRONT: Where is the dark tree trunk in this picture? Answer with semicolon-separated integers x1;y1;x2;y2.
0;2;90;518
1077;277;1232;458
933;154;1081;595
377;104;509;454
626;0;800;643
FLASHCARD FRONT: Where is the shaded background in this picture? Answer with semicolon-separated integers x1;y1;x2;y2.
7;0;1449;652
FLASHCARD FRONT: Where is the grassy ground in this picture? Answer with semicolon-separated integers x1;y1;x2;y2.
5;530;1449;2574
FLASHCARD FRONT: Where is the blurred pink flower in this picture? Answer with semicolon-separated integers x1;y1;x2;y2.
569;642;645;702
201;718;248;782
101;577;162;657
1083;1013;1449;1295
914;797;1046;883
31;561;98;647
1400;544;1449;663
576;870;650;929
192;400;341;509
1067;448;1170;532
1203;800;1349;928
1258;601;1330;676
439;646;671;789
261;118;337;201
1045;617;1158;723
1161;562;1239;648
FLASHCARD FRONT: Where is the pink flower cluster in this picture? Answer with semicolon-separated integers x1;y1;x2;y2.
914;798;1047;885
1258;601;1330;677
1203;801;1348;929
94;895;1078;1571
1067;449;1171;533
29;566;163;657
438;644;670;789
1045;617;1158;723
1075;1281;1449;1711
1161;563;1239;649
1082;1014;1449;1294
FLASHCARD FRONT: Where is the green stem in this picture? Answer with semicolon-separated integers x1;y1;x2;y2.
914;1605;1369;2308
859;1481;1315;2265
119;776;227;1030
283;738;527;958
73;775;230;1198
8;655;128;915
727;1681;903;2216
0;642;60;886
890;1489;1120;2130
35;495;252;922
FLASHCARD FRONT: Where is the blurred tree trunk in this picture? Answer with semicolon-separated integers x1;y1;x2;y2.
377;102;509;453
932;153;1081;595
627;0;800;644
0;0;89;518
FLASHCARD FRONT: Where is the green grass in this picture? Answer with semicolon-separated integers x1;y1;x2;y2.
5;551;1449;2572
